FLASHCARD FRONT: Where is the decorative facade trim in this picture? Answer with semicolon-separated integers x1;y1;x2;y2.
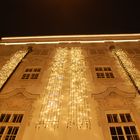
92;87;135;99
0;88;39;99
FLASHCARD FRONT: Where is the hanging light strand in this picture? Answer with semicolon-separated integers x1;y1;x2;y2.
67;47;91;129
0;49;28;89
112;48;140;94
38;48;68;129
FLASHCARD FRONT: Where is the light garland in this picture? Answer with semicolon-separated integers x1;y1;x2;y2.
38;47;91;129
0;49;28;89
67;47;91;129
113;49;140;92
112;51;132;86
38;48;68;129
112;48;140;111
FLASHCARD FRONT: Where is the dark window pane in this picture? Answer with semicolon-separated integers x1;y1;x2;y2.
5;136;9;140
25;69;29;72
110;73;114;78
26;74;30;79
11;136;16;140
12;114;18;122
107;114;112;123
125;114;132;122
104;67;108;71
130;126;137;134
110;127;117;135
127;136;133;140
0;114;5;122
118;136;125;140
133;135;140;140
22;74;30;79
105;73;110;78
18;114;23;123
5;114;11;122
124;126;131;134
0;127;5;134
98;67;103;71
37;68;41;72
25;68;32;72
120;114;126;122
7;127;12;134
34;68;41;72
95;67;103;71
13;127;19;135
101;73;105;78
112;136;118;140
107;67;112;71
31;73;39;79
116;127;123;135
34;68;37;72
29;69;32;72
113;114;118;122
31;74;35;79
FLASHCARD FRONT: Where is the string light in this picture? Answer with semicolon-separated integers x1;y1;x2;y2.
38;48;68;129
67;47;91;129
0;49;28;89
113;49;140;92
112;48;140;112
112;51;132;86
37;47;91;129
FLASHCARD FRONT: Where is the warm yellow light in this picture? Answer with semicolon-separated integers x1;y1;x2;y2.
113;49;140;91
37;47;91;129
67;47;91;129
0;49;28;89
38;48;68;129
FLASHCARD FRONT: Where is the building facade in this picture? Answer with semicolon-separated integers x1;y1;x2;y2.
0;34;140;140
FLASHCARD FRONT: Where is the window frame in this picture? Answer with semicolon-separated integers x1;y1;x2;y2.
106;111;140;140
0;112;24;140
95;66;115;79
21;67;41;80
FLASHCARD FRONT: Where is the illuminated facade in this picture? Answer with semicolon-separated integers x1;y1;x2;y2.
0;34;140;140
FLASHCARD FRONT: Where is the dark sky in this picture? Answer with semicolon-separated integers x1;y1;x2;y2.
1;0;140;37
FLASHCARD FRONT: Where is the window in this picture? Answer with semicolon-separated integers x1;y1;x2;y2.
106;113;140;140
21;67;41;79
5;126;19;140
11;114;23;123
0;127;5;139
110;127;125;140
0;114;11;122
0;113;24;140
107;113;133;123
95;67;114;78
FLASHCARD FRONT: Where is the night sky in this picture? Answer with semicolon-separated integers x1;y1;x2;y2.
1;0;140;37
